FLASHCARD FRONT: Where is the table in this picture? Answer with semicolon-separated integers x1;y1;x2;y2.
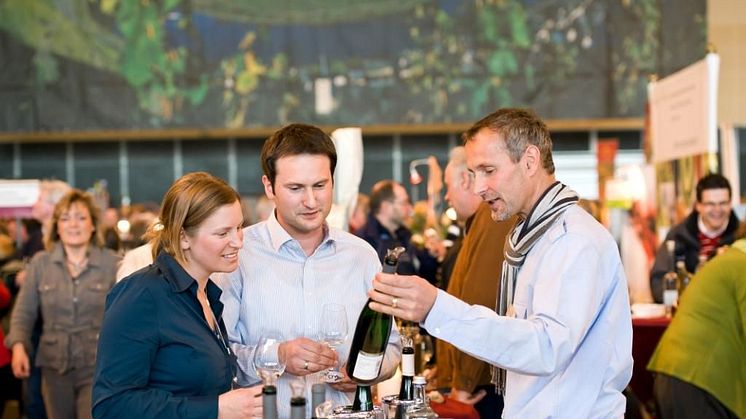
630;316;670;412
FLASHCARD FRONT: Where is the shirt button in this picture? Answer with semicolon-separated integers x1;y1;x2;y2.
73;297;79;303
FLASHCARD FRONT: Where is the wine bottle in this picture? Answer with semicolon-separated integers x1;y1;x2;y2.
393;345;416;419
351;384;373;412
262;385;278;419
662;240;679;317
676;259;692;297
398;346;415;400
290;380;306;419
290;398;306;419
310;383;325;419
346;246;406;384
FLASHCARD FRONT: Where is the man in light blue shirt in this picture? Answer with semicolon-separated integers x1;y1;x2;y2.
368;109;633;418
218;124;401;417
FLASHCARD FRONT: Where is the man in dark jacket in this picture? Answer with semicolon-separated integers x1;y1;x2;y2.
650;173;740;302
357;180;438;283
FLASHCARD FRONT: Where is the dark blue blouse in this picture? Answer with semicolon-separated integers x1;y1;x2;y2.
92;252;236;419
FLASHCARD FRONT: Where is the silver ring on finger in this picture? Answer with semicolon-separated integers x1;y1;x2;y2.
303;360;309;370
392;297;399;309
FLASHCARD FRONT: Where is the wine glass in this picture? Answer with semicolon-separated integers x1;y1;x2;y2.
253;334;286;386
320;303;348;383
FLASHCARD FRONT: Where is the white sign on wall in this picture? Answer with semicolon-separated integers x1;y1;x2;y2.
649;53;719;163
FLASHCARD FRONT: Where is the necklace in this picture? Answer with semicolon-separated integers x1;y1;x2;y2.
201;292;232;355
201;290;238;387
66;255;89;277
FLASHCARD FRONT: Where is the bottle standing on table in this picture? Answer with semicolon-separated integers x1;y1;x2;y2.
290;380;307;419
662;240;679;317
676;260;692;297
263;385;278;419
394;344;416;419
351;384;374;412
311;383;326;419
403;376;438;419
398;345;415;400
347;247;405;385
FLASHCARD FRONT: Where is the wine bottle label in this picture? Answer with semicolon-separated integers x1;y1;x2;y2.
663;290;678;306
352;351;384;381
402;353;415;376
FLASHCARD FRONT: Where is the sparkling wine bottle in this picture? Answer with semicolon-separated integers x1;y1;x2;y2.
394;344;416;419
346;246;406;384
398;346;415;400
351;384;374;412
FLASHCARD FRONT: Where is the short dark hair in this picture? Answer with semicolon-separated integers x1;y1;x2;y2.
261;124;337;187
696;173;731;202
462;108;555;174
369;180;397;216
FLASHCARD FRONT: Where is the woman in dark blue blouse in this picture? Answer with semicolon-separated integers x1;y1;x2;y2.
92;172;263;419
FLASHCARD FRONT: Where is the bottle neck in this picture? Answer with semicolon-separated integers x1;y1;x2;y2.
401;348;415;377
262;385;278;419
352;385;373;412
290;397;306;419
399;348;415;400
414;383;427;405
669;249;676;272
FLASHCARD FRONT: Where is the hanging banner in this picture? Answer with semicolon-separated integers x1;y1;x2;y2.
0;179;40;217
597;138;619;205
649;53;719;163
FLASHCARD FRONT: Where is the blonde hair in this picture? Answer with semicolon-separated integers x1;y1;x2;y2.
46;189;103;250
148;172;240;264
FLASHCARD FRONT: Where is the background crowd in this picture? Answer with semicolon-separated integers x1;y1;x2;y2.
0;118;743;419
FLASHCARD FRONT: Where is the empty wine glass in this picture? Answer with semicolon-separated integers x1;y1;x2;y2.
320;303;348;383
253;334;286;386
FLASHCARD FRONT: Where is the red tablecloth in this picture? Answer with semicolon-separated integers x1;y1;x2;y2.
431;397;480;419
630;316;670;411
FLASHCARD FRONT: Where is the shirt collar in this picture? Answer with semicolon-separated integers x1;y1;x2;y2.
155;251;222;299
698;215;728;238
266;209;336;253
50;242;105;267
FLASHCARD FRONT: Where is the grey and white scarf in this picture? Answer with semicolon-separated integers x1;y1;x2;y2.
491;181;579;395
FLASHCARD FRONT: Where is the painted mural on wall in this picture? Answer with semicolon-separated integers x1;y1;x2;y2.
0;0;705;132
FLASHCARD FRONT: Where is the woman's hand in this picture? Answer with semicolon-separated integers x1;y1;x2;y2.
218;385;264;419
11;343;30;378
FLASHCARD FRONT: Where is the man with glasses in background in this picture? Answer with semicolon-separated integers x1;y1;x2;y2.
650;173;740;303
